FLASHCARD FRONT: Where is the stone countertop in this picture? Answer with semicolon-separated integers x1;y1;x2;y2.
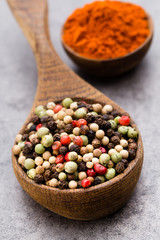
0;0;160;239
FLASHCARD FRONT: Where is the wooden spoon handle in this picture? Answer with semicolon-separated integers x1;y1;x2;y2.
7;0;100;105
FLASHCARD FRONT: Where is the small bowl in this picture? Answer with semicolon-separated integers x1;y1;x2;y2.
61;15;153;77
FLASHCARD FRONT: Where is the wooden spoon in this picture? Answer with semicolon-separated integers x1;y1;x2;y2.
61;15;153;77
8;0;143;220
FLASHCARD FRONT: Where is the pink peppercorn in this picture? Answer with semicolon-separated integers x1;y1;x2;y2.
36;123;42;131
119;116;130;126
73;136;83;147
65;152;70;162
52;141;62;150
99;147;106;153
94;164;107;175
81;178;91;188
76;119;87;128
86;169;96;177
72;120;77;127
54;104;62;113
56;154;64;164
60;135;71;145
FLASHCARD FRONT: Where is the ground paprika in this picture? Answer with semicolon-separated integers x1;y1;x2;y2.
63;1;150;59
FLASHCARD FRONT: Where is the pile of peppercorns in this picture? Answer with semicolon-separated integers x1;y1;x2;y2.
12;98;138;189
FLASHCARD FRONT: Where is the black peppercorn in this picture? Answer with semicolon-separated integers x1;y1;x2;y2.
94;177;101;185
40;116;48;123
94;115;103;126
108;115;114;120
92;138;101;148
78;162;87;172
87;130;95;142
110;136;120;146
86;114;95;123
34;174;44;183
107;142;114;150
106;128;114;137
59;129;65;134
64;124;73;134
22;134;29;141
102;114;110;121
58;180;68;189
128;142;137;150
77;180;82;188
86;104;93;112
23;142;34;154
30;124;37;131
115;162;125;173
101;121;111;131
30;116;40;125
51;171;59;179
128;138;136;144
128;149;136;160
53;133;61;141
80;125;89;135
43;169;52;181
50;164;56;172
111;110;120;118
114;131;122;139
47;120;57;131
77;102;86;108
69;144;80;154
59;146;68;155
121;159;129;168
67;174;76;181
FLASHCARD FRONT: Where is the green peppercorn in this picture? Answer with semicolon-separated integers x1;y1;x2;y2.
62;98;73;108
41;135;53;147
38;110;47;118
35;105;45;115
118;126;128;135
75;108;87;119
80;135;88;146
114;116;121;124
24;158;35;170
35;144;45;154
65;161;78;173
88;111;98;117
18;141;25;150
105;168;116;180
111;152;122;163
37;127;49;138
127;127;138;139
108;120;117;130
27;169;36;179
99;153;110;166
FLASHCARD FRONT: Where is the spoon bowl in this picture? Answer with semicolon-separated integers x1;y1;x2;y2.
61;15;153;77
8;0;143;220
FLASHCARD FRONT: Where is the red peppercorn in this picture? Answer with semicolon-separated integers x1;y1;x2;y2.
54;104;62;113
36;123;42;131
81;178;91;188
76;119;87;128
60;135;71;145
52;141;62;151
56;154;64;164
73;136;83;147
72;120;77;127
99;147;106;153
86;169;96;177
119;116;130;126
65;152;70;162
94;164;107;175
25;141;31;145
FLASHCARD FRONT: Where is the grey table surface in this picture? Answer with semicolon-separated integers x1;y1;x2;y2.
0;0;160;239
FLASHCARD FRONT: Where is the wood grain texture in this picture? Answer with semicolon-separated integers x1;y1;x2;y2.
8;0;144;220
61;16;153;77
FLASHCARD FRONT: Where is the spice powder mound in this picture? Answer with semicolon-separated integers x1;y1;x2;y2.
63;1;150;59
